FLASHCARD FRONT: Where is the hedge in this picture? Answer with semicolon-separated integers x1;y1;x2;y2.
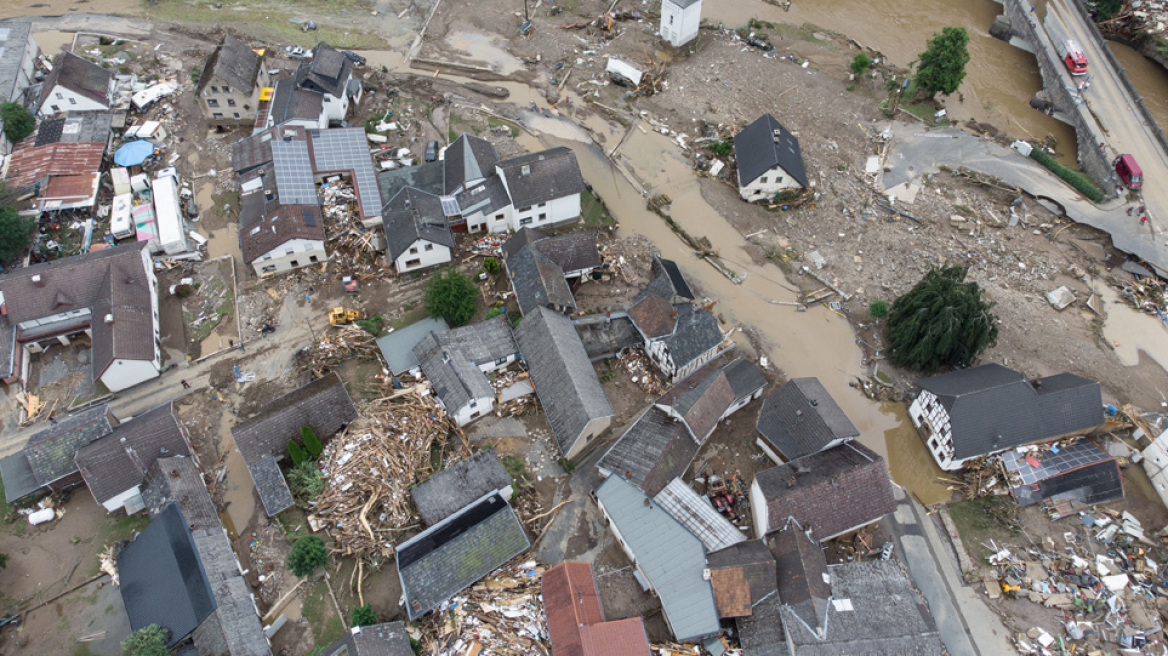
1028;148;1104;202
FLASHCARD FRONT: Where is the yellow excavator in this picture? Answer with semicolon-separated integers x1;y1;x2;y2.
329;307;364;326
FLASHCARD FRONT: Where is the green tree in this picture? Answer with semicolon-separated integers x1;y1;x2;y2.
425;269;478;327
868;300;889;319
302;425;323;460
0;201;34;264
287;535;328;576
915;26;970;96
850;52;872;76
1095;0;1122;20
286;461;324;502
709;141;733;158
485;307;504;320
0;103;34;144
483;257;500;274
350;603;377;627
885;266;997;373
121;624;169;656
287;439;308;466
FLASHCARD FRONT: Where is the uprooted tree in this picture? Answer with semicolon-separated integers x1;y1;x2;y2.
425;268;478;327
914;26;970;97
885;266;997;373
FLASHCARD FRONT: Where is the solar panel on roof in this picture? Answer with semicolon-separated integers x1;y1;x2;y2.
439;195;461;217
270;140;319;206
302;209;317;227
309;129;381;218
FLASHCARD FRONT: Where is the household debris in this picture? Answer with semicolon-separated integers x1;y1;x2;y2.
296;324;381;377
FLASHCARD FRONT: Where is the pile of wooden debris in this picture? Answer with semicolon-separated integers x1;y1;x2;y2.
321;179;383;274
296;324;381;377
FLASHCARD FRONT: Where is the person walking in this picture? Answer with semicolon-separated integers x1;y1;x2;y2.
181;379;191;389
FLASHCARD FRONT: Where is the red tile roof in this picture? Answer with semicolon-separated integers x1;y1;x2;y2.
579;618;651;656
543;562;651;656
5;142;105;189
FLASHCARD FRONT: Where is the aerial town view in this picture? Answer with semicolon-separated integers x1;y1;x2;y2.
2;0;1168;653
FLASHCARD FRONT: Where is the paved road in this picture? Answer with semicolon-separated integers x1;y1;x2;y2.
886;486;1015;656
883;124;1168;275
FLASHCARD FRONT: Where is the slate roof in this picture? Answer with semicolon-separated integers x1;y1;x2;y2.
381;187;456;261
0;22;33;104
0;313;15;381
733;113;808;189
507;242;577;315
598;407;697;496
543;561;652;656
40;52;113;110
735;595;790;656
654;477;746;552
707;539;777;618
295;42;353;98
118;503;217;648
660;303;724;373
25;405;114;487
1001;440;1123;507
76;402;190;506
238;180;325;264
754;442;895;542
411;450;513;527
454;173;512;219
768;520;830;635
594;476;721;643
266;78;323;126
655;362;736;443
496;147;586;209
443;134;499;193
247;455;295;517
198;35;263;95
232;373;357;464
376;316;449;374
757;378;859;461
24;113;113;148
514;307;614;457
915;364;1104;459
319;622;414;656
397;492;529;620
414;315;517;416
376;161;445;201
724;358;767;397
627;294;676;339
0;451;40;503
633;256;695;304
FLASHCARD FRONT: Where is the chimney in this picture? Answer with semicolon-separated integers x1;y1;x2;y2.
104;314;114;325
809;399;819;407
521;164;531;176
31;274;43;286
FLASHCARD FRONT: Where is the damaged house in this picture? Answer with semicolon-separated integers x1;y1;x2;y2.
755;377;859;462
733;113;808;202
626;292;727;383
1001;440;1123;514
381;186;455;273
412;314;521;426
4;137;107;214
36;51;114;116
504;228;601;316
19;404;116;494
908;363;1104;471
543;561;652;656
197;35;270;129
0;22;39;154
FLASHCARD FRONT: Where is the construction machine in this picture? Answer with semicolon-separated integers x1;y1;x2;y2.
329;307;364;326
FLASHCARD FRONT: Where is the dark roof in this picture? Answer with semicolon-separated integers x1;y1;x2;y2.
1001;440;1123;507
76;402;190;505
733;113;808;188
232;373;357;464
0;313;15;381
723;358;768;399
238;176;325;265
411;450;513;527
507;243;577;315
247;455;295;517
496;147;586;209
532;232;602;273
708;540;777;618
735;595;790;656
414;337;496;415
598;407;697;496
319;622;414;656
659;303;724;374
768;520;830;635
543;561;652;656
755;442;895;542
502;227;547;259
515;307;614;457
397;492;529;620
40;52;113;110
655;361;737;443
376;161;445;201
627;294;676;339
295;42;353;98
25;405;114;486
0;23;33;103
27;113;112;147
756;378;859;461
454;173;512;219
118;503;217;647
0;451;40;503
266;79;323;126
443;134;499;193
633;256;695;304
916;364;1104;459
576;315;642;359
231;128;277;174
381;187;456;261
198;35;263;95
141;457;217;526
375;316;449;374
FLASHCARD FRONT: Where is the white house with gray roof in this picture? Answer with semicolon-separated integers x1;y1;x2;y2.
734;113;808;202
381;187;454;273
660;0;702;47
412;315;521;426
495;147;586;231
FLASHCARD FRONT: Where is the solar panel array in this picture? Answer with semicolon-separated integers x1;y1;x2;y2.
302;208;317;227
309;128;382;218
271;140;319;206
1001;441;1109;485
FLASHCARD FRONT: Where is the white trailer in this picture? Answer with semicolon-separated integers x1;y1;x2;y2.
110;193;134;239
152;174;189;255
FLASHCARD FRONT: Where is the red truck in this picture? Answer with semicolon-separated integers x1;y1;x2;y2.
1058;39;1088;76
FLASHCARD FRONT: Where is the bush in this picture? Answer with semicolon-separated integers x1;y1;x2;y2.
288;440;308;466
287;535;328;576
425;269;479;327
122;625;169;656
709;141;733;158
354;314;383;337
1028;148;1105;202
351;603;377;627
0;193;34;263
868;300;889;319
286;461;324;502
0;102;35;144
485;307;504;320
302;426;323;460
850;53;872;76
483;257;500;274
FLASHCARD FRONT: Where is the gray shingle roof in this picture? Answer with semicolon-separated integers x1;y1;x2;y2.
594;476;721;643
248;455;295;517
296;42;352;98
659;303;724;373
915;364;1104;459
25;405;114;487
736;595;790;656
723;358;767;399
515;307;614;457
118;503;217;648
443;134;499;194
376;316;449;374
319;622;413;656
232;373;357;464
707;539;777;611
756;378;859;461
266;79;324;126
76;402;190;506
0;22;33;104
382;187;456;261
397;492;529;620
655;361;736;443
496;147;586;209
768;520;830;635
755;442;895;542
377;161;445;201
0;313;14;380
198;35;262;95
633;256;695;304
0;451;40;503
507;244;577;315
455;174;511;219
502;227;547;259
654;477;746;552
733;113;808;189
411;450;513;527
413;315;518;416
40;52;113;110
598;407;696;496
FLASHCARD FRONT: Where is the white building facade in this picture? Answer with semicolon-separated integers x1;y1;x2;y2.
660;0;702;47
737;163;804;200
252;237;327;276
908;389;962;470
394;239;452;273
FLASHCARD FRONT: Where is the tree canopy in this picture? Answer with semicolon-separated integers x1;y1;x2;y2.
915;26;970;96
0;103;34;145
287;535;328;576
425;268;478;327
885;266;997;373
121;625;170;656
351;603;377;627
0;200;34;263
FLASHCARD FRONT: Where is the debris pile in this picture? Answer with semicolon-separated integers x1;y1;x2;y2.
309;392;470;559
418;557;549;655
471;233;506;257
617;347;666;395
320;180;382;273
296;324;381;377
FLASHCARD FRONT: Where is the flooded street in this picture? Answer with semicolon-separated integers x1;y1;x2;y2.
214;412;257;538
1096;281;1168;372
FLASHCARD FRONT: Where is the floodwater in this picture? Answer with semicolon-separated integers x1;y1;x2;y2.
1096;281;1168;371
445;30;523;74
1109;41;1168;132
216;412;257;537
32;30;76;55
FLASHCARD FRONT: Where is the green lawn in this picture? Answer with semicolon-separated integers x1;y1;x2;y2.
582;192;615;227
946;495;1021;564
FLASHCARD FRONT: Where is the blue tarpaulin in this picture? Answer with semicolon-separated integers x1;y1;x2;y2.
114;140;155;166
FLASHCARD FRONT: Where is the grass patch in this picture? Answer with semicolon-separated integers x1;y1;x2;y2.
771;22;833;46
487;116;519;137
1029;147;1105;202
276;506;310;540
82;513;151;576
946;496;1021;564
302;579;346;654
581;191;615;227
145;1;383;49
386;306;429;332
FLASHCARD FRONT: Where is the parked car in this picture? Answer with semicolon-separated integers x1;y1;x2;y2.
286;45;312;60
1115;153;1143;189
342;50;366;67
424;140;440;162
